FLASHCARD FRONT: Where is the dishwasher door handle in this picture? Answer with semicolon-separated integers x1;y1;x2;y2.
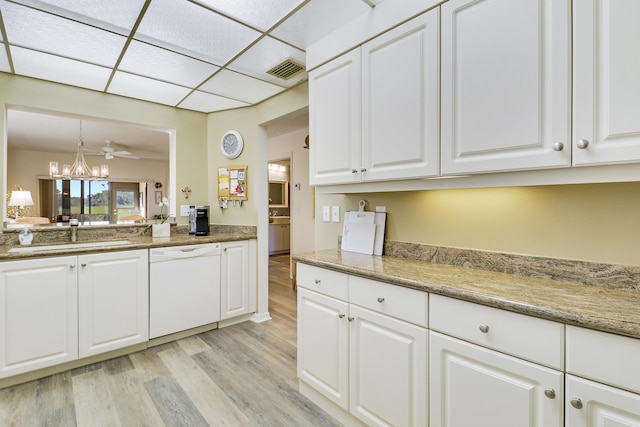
151;245;220;259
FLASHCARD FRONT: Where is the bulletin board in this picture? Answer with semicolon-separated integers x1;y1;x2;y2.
218;165;248;201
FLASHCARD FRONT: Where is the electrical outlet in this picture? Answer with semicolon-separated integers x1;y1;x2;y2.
331;206;340;223
180;205;191;217
322;206;330;222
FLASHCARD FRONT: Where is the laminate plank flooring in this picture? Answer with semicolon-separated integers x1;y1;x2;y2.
0;254;341;427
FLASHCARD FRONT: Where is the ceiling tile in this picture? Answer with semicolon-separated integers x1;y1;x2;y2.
227;36;307;87
271;0;371;49
0;1;127;67
108;71;192;106
0;44;10;72
135;0;261;65
118;40;220;87
178;91;250;113
192;0;304;31
7;0;146;34
199;69;286;104
11;46;111;91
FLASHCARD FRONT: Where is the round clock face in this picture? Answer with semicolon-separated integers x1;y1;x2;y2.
221;130;243;159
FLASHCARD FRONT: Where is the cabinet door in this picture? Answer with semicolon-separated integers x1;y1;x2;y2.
309;48;361;185
566;375;640;427
220;240;253;320
281;224;290;252
441;0;571;175
0;256;78;378
573;0;640;166
297;288;349;410
361;8;440;181
349;305;428;427
268;224;278;254
78;250;148;358
430;331;563;427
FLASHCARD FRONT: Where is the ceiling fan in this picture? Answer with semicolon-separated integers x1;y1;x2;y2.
85;140;141;160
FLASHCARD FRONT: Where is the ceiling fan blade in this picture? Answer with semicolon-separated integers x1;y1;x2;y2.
115;152;141;160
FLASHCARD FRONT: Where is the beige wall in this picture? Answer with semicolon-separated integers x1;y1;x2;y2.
0;73;208;224
316;182;640;266
207;83;309;226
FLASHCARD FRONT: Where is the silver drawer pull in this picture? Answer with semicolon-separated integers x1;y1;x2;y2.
570;398;583;409
338;314;345;319
377;297;385;303
314;279;321;285
544;389;556;399
348;317;355;322
479;324;490;333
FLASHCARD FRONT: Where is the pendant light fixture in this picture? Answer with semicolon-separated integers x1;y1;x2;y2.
49;120;109;180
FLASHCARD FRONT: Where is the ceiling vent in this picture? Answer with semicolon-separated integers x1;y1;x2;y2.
267;58;305;80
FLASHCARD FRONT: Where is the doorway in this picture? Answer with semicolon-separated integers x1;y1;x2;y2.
109;182;142;221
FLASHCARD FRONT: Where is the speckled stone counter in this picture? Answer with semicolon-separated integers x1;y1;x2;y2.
293;248;640;340
0;224;256;260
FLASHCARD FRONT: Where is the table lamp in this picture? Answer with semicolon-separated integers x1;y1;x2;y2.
9;189;35;219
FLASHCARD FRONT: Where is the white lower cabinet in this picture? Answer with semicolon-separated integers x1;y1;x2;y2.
566;325;640;426
220;240;256;321
0;250;148;379
78;250;148;358
297;264;428;427
0;256;78;378
430;332;563;427
566;375;640;427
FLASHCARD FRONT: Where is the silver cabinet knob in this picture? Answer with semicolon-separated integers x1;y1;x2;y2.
544;389;556;399
552;142;564;151
81;263;87;267
338;314;345;319
577;139;590;149
479;325;490;333
377;297;385;303
360;168;367;172
352;169;358;174
314;279;321;285
348;316;355;322
570;398;583;409
69;264;76;269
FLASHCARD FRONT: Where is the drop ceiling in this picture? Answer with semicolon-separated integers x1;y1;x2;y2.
0;0;382;113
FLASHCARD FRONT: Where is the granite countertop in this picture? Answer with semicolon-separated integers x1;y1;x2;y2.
293;249;640;340
0;230;256;260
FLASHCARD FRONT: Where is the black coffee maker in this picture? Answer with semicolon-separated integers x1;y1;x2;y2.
189;205;210;236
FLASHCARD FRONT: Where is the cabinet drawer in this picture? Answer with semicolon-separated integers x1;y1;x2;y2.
349;276;427;327
296;263;348;301
567;325;640;394
429;294;564;369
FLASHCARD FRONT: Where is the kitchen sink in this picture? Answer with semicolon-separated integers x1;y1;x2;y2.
269;216;290;224
9;240;134;253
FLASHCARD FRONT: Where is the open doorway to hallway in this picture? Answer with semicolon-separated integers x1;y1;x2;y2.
265;111;313;283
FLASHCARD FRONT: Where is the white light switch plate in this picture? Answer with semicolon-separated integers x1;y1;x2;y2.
331;206;340;223
322;206;330;222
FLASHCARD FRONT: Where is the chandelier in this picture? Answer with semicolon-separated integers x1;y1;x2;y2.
49;120;109;180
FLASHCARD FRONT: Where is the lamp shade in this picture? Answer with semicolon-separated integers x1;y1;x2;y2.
9;190;34;207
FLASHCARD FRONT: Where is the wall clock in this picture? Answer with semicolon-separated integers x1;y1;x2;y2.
220;130;244;159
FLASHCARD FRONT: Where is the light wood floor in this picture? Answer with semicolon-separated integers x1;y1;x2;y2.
0;254;342;427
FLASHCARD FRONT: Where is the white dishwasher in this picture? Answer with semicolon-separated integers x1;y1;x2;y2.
149;243;221;339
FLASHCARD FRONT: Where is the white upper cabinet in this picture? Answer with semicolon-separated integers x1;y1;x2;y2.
361;9;440;181
310;9;440;185
309;49;362;185
573;0;640;166
441;0;571;175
